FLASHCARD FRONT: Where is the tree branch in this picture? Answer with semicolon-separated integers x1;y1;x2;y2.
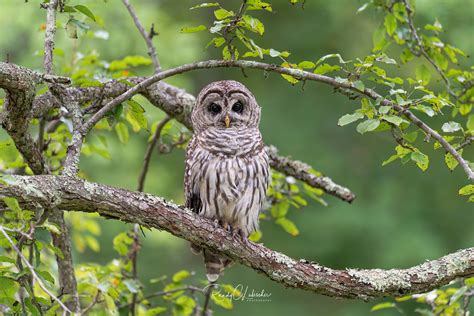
73;59;472;181
122;0;161;72
38;1;81;311
0;175;472;300
20;64;354;201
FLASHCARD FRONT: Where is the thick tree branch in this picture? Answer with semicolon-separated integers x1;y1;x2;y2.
0;175;472;299
0;63;46;174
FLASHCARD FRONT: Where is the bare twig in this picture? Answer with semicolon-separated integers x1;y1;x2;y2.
0;226;72;314
201;283;215;316
43;0;59;75
81;290;102;314
137;115;171;191
122;0;161;72
402;0;456;100
456;136;474;151
119;286;204;309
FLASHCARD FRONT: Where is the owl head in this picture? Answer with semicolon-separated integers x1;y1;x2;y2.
192;80;261;133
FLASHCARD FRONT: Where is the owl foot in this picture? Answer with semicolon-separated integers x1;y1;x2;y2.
232;228;248;241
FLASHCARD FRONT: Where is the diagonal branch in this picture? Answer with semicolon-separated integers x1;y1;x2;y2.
122;0;161;72
0;175;472;300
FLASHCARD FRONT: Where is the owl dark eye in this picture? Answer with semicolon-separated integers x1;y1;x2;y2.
208;103;222;115
232;101;244;114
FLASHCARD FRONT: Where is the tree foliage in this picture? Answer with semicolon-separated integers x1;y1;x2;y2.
0;0;472;315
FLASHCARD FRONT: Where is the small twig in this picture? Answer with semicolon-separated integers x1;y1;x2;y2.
201;283;215;316
81;290;102;314
137;115;171;191
402;0;456;100
122;0;161;72
456;137;474;151
0;226;72;314
43;0;59;75
119;286;204;309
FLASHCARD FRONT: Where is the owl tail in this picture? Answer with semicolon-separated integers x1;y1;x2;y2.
203;250;233;282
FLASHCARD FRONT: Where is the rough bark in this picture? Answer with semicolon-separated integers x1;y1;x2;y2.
0;175;472;300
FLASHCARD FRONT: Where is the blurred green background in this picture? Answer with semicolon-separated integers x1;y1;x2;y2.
0;0;473;315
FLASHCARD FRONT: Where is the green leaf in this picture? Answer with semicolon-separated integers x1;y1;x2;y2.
382;115;404;126
126;100;147;132
0;256;15;264
445;152;459;171
384;14;397;36
145;307;167;315
313;63;341;75
315;53;346;66
441;121;461;133
271;200;289;218
222;46;232;60
415;64;431;86
123;279;141;293
248;230;262;242
297;61;315;69
268;49;290;58
65;19;78;39
211;292;233;309
113;232;133;256
356;119;380;134
372;26;387;52
467;114;474;131
411;152;429;171
0;277;17;297
190;3;219;10
459;184;474;195
181;25;206;33
338;113;364;126
400;48;414;64
38;270;55;285
172;270;190;283
371;302;396;312
2;197;21;212
280;62;299;84
275;218;299;236
353;80;365;91
465;277;474;285
214;8;234;20
174;295;196;315
74;5;95;21
114;122;129;144
242;15;264;35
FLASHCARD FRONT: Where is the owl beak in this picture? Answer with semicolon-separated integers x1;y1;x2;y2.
224;114;231;128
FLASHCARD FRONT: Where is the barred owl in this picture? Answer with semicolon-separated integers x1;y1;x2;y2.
184;80;270;282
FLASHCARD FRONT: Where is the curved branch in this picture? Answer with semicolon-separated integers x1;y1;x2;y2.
0;175;472;299
18;66;354;201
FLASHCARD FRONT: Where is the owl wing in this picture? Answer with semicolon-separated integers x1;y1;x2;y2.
184;136;202;214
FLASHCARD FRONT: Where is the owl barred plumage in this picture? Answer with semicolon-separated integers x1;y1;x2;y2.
184;80;270;282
